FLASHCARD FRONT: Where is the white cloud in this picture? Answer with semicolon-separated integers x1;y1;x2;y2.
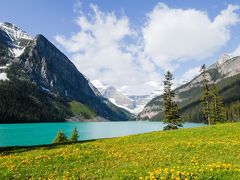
142;3;240;70
55;4;162;95
230;45;240;56
55;3;240;95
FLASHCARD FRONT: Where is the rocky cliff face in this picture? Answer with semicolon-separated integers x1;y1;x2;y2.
0;22;133;122
138;55;240;121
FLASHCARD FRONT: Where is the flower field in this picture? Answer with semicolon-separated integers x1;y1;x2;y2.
1;123;240;179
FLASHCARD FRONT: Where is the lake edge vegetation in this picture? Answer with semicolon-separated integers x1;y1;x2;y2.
52;127;79;144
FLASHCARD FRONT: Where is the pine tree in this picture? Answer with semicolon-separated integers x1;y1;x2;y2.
70;127;79;142
200;64;211;125
200;64;225;125
209;85;225;124
215;95;225;123
52;130;68;144
163;71;181;130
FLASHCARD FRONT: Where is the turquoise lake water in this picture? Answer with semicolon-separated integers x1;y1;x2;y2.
0;122;204;147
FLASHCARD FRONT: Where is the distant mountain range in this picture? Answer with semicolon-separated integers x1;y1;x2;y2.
91;80;160;114
0;22;134;123
138;54;240;122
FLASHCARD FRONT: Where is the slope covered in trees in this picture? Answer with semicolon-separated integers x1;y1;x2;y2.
0;65;73;123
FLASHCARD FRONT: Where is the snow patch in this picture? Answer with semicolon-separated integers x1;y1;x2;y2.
0;66;7;70
10;47;25;57
0;72;8;81
109;98;133;112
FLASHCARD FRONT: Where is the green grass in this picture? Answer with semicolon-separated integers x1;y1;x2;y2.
1;123;240;179
69;100;96;119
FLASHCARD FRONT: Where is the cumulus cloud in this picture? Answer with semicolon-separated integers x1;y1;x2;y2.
55;4;161;95
55;3;240;95
142;3;240;70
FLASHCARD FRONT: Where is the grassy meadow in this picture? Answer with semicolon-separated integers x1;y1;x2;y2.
1;123;240;179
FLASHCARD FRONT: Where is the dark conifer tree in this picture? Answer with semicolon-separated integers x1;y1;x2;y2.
70;127;79;142
163;71;181;130
52;131;68;144
209;84;225;124
200;64;211;125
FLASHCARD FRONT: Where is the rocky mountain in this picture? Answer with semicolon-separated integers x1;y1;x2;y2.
92;80;160;114
0;22;133;123
138;54;240;122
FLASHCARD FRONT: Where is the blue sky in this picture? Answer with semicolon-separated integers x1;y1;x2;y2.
1;0;240;95
1;1;239;41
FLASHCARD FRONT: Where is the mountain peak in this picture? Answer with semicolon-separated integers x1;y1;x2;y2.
217;54;231;65
208;54;232;70
34;34;49;46
35;34;47;41
91;80;157;114
0;22;32;41
1;22;21;30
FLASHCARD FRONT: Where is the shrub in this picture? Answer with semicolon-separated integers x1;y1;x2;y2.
52;130;68;144
70;127;79;142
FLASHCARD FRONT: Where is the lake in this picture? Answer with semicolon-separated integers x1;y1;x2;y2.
0;122;204;147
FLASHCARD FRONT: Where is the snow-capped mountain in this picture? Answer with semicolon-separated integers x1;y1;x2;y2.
0;22;32;57
91;80;160;114
91;80;136;111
